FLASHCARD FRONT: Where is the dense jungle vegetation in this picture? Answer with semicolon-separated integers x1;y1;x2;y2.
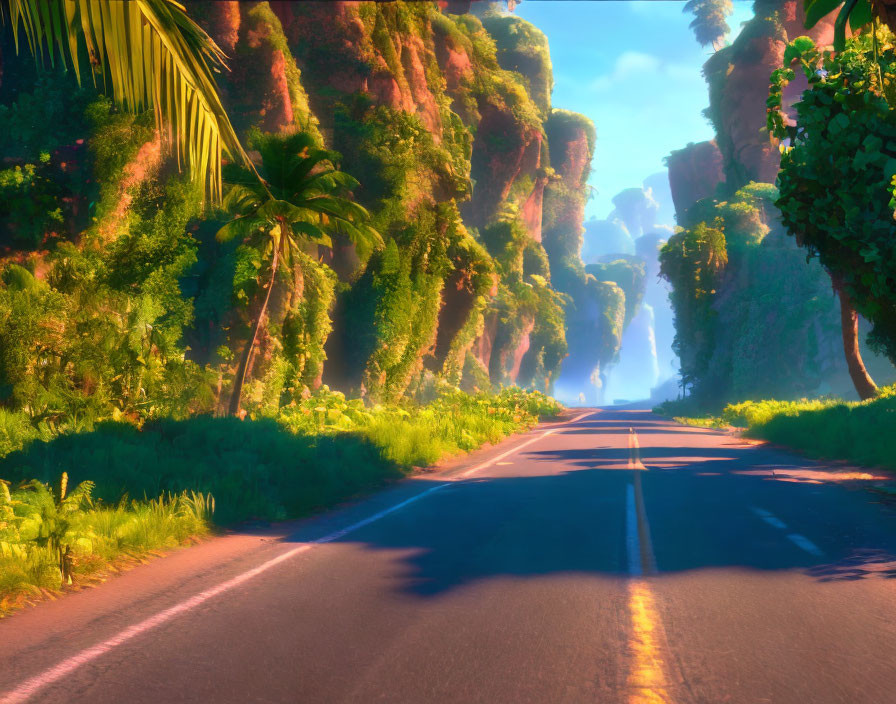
660;0;896;410
0;0;614;610
5;0;896;612
658;0;896;468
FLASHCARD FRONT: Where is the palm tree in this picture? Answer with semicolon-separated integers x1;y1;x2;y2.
216;132;381;416
3;0;251;200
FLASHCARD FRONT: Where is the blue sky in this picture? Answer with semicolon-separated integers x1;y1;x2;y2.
515;0;755;223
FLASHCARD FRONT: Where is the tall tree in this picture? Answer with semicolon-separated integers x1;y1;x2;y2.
768;34;896;399
2;0;251;200
684;0;733;49
217;132;381;416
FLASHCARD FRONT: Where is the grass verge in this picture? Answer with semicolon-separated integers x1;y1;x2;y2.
1;480;212;617
654;386;896;471
1;388;561;615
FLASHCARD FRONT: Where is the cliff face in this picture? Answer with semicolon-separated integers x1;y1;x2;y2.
666;141;725;220
661;184;896;405
656;0;896;405
540;110;628;404
702;0;837;190
0;2;610;412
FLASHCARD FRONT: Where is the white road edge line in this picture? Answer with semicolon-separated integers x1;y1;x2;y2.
787;533;824;556
457;410;594;479
458;431;555;478
0;483;450;704
1;410;598;704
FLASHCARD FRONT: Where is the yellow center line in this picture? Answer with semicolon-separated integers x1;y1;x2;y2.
626;428;672;704
628;428;647;471
627;580;673;704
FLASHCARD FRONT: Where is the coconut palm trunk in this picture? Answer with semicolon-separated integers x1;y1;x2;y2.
217;132;382;415
834;278;878;400
229;248;280;416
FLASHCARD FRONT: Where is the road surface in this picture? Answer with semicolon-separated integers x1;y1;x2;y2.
2;407;896;703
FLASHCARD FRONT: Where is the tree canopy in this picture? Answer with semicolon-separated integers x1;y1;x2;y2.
684;0;733;48
768;32;896;364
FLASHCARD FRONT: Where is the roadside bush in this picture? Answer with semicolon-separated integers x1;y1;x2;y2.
657;386;896;471
2;417;399;525
1;479;211;616
4;388;561;525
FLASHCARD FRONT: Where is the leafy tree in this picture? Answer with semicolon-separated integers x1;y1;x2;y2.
802;0;874;51
684;0;733;49
217;132;381;416
659;220;728;394
2;0;251;199
586;258;647;325
768;33;896;398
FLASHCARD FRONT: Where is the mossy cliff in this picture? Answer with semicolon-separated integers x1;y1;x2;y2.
701;0;837;189
659;0;895;407
0;2;615;417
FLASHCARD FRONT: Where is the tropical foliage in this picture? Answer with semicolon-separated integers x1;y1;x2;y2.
768;33;896;370
660;220;728;394
2;0;251;199
217;131;381;414
657;384;896;473
802;0;874;50
2;386;560;523
684;0;733;49
1;477;212;616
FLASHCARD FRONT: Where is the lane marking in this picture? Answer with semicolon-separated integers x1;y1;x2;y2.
628;428;647;471
633;473;658;574
627;581;674;704
787;533;824;556
459;431;555;478
0;483;449;704
625;432;657;576
751;507;824;555
457;410;596;479
2;410;599;704
563;410;597;425
749;507;789;531
626;484;642;576
625;428;670;703
760;515;788;530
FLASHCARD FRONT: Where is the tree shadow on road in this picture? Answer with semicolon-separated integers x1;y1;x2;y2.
277;437;896;597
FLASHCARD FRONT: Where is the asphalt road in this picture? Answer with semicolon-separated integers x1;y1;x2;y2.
2;407;896;704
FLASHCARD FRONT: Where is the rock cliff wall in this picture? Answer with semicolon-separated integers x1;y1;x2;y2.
0;2;615;410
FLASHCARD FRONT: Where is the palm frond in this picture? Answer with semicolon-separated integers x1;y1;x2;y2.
290;220;329;244
222;183;265;216
215;214;267;243
4;0;252;201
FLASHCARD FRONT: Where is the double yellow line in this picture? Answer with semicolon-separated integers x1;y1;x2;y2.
626;428;673;704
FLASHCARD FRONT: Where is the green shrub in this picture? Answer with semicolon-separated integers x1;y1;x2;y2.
3;388;561;525
659;386;896;471
0;410;45;458
1;476;211;616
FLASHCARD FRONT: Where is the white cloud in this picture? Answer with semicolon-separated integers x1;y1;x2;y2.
588;52;700;93
616;51;662;75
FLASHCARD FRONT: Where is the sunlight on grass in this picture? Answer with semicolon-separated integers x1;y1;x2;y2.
656;385;896;472
1;388;561;615
0;485;212;617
